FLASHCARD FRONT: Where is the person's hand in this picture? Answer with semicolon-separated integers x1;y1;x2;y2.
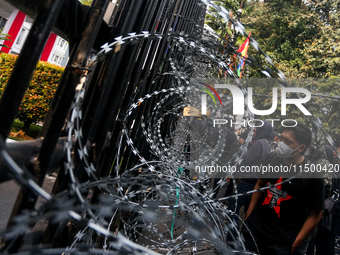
245;211;251;221
245;206;252;220
291;241;300;253
238;138;244;145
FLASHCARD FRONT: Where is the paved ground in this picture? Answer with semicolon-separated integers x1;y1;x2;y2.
0;180;20;230
0;139;56;230
0;154;231;254
0;175;56;230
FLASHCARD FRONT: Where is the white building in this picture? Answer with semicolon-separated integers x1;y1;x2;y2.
0;0;69;66
0;0;118;67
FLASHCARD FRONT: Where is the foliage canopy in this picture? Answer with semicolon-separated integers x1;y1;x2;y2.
205;0;340;136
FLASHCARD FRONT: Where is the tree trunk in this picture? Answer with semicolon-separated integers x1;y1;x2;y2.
22;121;32;135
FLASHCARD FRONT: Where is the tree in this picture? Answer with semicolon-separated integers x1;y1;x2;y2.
205;0;340;136
243;0;340;136
79;0;93;6
298;2;340;77
241;0;340;78
205;0;253;45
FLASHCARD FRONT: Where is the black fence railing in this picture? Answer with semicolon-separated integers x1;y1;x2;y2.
2;1;339;254
0;0;217;253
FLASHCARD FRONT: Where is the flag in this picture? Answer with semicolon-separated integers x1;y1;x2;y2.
236;31;251;78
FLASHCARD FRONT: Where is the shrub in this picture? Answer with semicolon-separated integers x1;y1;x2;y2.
0;28;12;53
0;53;64;133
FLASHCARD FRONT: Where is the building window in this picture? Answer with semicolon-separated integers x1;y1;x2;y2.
16;28;27;45
0;16;7;30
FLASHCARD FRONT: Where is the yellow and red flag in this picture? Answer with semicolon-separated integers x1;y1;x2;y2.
236;31;251;78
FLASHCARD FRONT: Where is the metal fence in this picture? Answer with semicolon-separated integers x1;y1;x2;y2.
0;0;221;253
2;1;337;254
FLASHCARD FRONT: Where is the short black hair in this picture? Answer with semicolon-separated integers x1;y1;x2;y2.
283;122;311;153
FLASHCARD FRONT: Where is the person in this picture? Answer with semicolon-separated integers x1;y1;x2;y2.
305;133;335;255
212;124;238;199
236;128;249;147
270;131;279;151
229;121;273;223
242;123;325;255
333;138;340;252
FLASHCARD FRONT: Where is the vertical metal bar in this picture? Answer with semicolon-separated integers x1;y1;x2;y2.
45;0;135;206
37;0;110;178
39;0;110;247
68;0;79;50
120;0;175;169
92;0;206;232
2;0;109;251
90;0;170;179
86;0;146;150
0;1;66;252
0;0;65;140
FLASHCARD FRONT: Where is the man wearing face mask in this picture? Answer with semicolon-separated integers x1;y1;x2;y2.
242;122;325;255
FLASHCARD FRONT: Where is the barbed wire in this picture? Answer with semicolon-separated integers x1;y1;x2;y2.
1;1;340;255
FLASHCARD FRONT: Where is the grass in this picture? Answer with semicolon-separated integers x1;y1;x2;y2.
9;119;42;140
8;136;24;141
11;119;24;132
